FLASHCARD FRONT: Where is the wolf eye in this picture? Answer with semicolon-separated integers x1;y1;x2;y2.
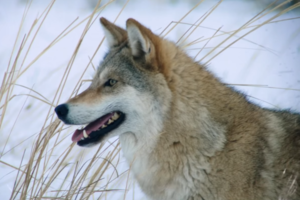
104;79;118;87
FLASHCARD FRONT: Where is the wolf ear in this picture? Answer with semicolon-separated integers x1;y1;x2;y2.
100;17;127;48
126;19;152;57
126;18;161;72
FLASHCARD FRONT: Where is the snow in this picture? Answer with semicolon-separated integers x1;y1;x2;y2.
0;0;299;199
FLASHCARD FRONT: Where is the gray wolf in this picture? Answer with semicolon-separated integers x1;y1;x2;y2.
55;17;300;200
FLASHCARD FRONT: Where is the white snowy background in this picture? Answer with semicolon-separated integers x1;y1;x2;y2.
0;0;299;199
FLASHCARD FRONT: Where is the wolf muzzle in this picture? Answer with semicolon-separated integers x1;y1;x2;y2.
55;104;69;122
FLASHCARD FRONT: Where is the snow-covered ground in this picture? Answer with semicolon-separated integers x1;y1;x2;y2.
0;0;299;199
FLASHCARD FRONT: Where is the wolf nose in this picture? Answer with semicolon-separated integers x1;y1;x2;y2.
55;104;69;120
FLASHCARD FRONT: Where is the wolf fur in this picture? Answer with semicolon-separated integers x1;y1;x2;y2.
55;18;300;200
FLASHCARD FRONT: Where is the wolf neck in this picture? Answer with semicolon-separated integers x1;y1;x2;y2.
119;42;248;199
119;41;261;199
154;41;257;162
160;43;240;155
121;41;251;162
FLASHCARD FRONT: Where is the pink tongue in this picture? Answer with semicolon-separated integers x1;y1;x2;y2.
72;113;114;142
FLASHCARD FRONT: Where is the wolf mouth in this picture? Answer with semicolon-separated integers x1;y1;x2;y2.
72;111;125;146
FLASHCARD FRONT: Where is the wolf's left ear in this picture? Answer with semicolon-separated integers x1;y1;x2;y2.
100;17;127;48
126;19;152;57
126;18;161;72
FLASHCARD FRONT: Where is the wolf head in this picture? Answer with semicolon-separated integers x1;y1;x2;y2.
55;18;173;147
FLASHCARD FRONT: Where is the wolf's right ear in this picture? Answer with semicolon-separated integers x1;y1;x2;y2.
100;17;127;48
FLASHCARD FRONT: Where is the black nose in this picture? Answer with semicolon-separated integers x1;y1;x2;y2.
55;104;69;120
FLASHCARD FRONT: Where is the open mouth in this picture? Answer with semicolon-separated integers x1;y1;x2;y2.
72;111;125;146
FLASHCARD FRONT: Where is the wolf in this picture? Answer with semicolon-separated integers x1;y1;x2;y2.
54;17;300;200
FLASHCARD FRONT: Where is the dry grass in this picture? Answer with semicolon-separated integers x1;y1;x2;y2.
0;0;299;199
